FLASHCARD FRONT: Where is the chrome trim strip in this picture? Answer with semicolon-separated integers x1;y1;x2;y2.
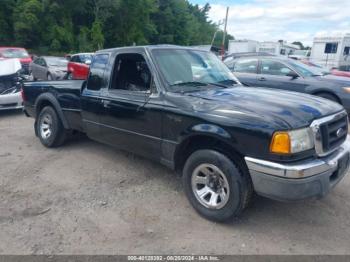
245;135;350;179
82;119;178;145
310;110;348;157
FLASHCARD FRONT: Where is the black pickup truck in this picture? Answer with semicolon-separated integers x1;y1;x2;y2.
23;46;350;222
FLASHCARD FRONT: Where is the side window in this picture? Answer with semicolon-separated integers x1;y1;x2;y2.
70;56;77;62
344;47;350;56
110;53;151;93
261;59;292;76
75;56;82;63
87;54;109;91
38;58;46;67
224;57;234;69
233;58;258;74
325;43;338;54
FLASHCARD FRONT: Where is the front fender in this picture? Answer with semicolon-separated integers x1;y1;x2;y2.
191;124;231;139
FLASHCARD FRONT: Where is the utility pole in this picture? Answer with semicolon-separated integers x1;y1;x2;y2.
211;20;224;48
221;7;229;58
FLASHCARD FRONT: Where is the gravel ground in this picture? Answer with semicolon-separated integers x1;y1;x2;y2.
1;110;350;255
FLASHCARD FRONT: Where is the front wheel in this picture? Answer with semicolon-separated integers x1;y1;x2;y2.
182;150;253;222
36;106;67;147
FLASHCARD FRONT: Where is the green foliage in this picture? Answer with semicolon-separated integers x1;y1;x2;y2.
13;0;43;47
1;0;234;54
212;31;235;49
292;41;305;50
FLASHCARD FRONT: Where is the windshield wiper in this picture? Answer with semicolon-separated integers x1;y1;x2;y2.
170;81;209;87
215;79;238;87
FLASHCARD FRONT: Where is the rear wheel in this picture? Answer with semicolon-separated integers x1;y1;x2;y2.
36;106;67;147
182;149;253;222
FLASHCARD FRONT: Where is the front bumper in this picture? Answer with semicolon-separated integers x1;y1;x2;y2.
0;92;23;110
245;136;350;201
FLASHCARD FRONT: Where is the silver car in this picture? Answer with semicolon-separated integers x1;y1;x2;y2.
30;56;68;81
0;58;23;110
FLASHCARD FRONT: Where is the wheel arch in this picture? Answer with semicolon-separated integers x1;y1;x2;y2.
311;90;342;104
35;93;70;129
173;132;247;176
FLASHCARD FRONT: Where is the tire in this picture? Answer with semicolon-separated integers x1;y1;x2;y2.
36;106;67;148
182;149;253;222
316;92;340;104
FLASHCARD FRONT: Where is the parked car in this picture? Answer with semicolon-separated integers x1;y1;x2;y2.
332;69;350;78
224;55;350;114
67;53;93;80
289;49;311;60
0;47;32;75
0;58;24;110
23;46;350;222
299;59;350;79
30;56;68;81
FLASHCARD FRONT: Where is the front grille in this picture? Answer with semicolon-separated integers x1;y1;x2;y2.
311;111;348;156
321;115;348;152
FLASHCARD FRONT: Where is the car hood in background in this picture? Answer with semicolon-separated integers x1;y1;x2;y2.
49;66;67;72
171;86;344;130
314;75;350;85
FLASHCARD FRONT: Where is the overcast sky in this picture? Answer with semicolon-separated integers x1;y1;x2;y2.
189;0;350;46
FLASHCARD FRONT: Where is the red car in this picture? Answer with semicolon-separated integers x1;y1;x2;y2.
0;47;32;75
67;53;93;80
331;69;350;78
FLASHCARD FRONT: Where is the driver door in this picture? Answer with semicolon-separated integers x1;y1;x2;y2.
257;59;307;92
98;50;163;160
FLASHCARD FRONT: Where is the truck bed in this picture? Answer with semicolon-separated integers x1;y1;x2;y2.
23;80;84;131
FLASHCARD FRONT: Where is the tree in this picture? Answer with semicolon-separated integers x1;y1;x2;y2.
212;31;235;50
0;0;16;45
13;0;43;48
91;20;104;49
2;0;222;53
292;41;305;50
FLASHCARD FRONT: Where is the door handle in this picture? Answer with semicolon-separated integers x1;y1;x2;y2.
258;77;266;81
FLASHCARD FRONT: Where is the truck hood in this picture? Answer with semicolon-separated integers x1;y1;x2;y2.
179;86;344;129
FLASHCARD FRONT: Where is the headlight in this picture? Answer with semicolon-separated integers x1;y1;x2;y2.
270;128;314;154
343;87;350;93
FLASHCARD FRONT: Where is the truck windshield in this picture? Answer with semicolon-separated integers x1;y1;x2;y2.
152;49;240;92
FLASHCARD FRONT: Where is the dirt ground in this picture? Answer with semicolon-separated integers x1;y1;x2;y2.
1;110;350;255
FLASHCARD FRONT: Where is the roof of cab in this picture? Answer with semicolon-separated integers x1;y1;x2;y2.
95;45;210;54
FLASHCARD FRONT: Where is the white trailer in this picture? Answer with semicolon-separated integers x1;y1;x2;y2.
256;41;299;56
228;40;258;54
310;34;350;69
228;40;299;56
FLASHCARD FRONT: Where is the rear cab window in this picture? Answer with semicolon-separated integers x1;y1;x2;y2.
86;54;109;91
